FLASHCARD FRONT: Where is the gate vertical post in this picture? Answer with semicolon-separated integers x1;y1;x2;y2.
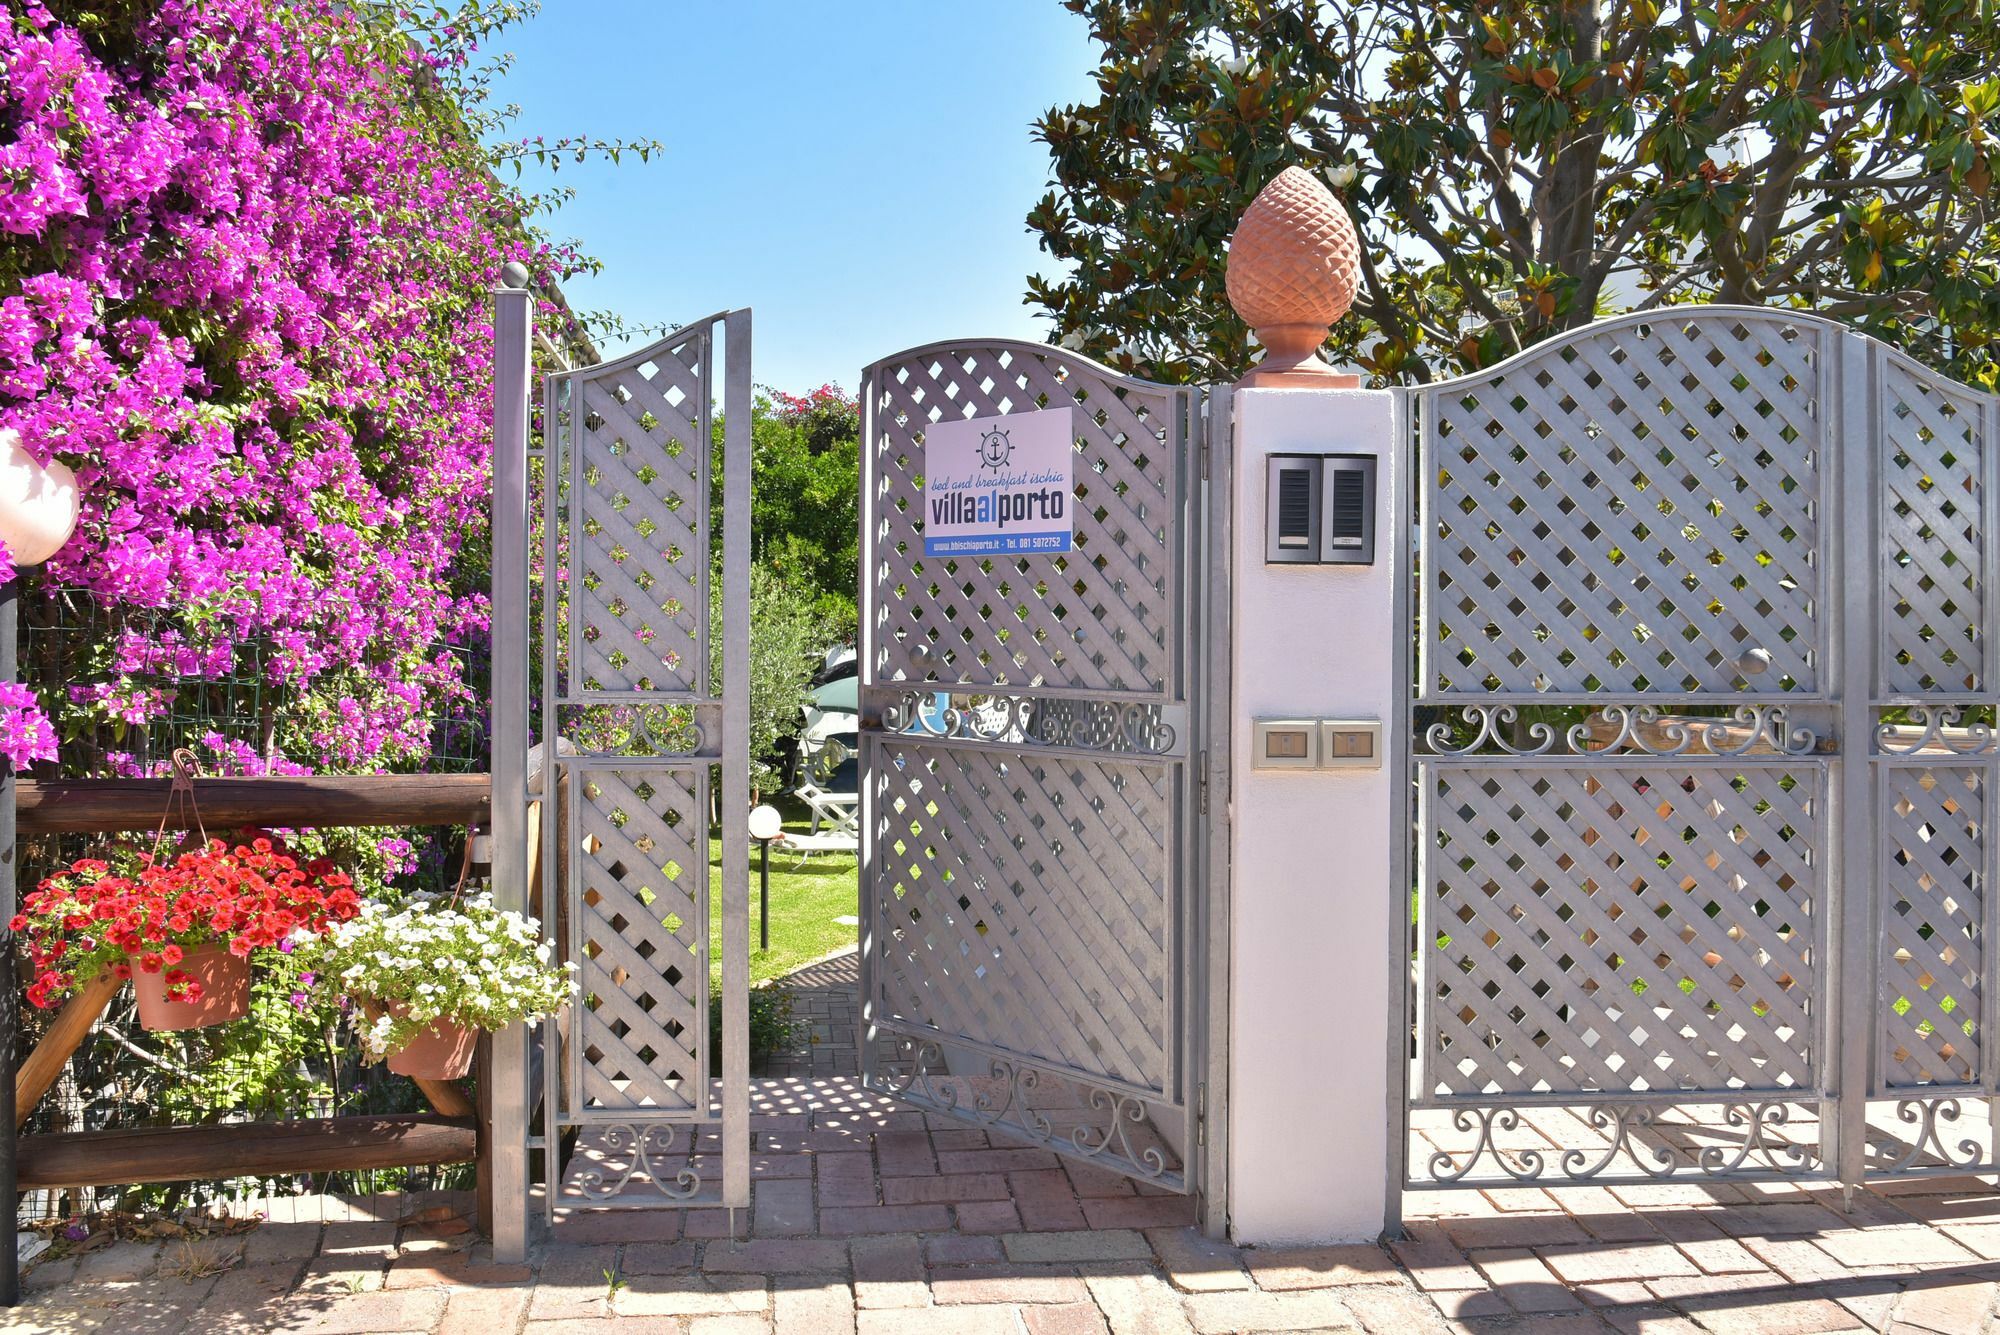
720;310;753;1220
488;276;534;1260
1226;385;1403;1245
1833;332;1877;1198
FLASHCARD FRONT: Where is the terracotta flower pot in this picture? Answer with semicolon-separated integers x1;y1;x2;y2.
131;943;251;1031
385;1013;480;1080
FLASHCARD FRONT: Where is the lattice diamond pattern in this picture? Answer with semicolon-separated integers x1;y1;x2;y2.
1880;766;1984;1088
575;768;705;1114
867;346;1180;694
869;741;1171;1094
1426;315;1824;695
1882;361;1985;694
575;340;706;694
1425;763;1821;1097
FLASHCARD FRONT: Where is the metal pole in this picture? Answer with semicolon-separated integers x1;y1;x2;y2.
488;273;534;1262
0;584;18;1306
720;311;753;1224
758;838;770;951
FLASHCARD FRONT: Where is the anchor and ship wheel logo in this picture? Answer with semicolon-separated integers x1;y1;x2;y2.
975;426;1014;472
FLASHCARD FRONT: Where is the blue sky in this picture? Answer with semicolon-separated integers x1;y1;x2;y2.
493;2;1100;395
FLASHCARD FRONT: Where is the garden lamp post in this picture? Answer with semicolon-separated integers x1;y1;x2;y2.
747;804;782;952
0;430;80;1308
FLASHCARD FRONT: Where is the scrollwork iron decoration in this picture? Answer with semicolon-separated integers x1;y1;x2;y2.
1885;1097;1989;1173
1875;705;1999;757
1696;1103;1816;1175
1423;1102;1818;1183
1424;703;1817;758
881;691;1176;755
571;1122;702;1202
1070;1088;1170;1180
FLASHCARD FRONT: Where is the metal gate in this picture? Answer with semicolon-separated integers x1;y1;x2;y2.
856;340;1218;1197
532;312;752;1218
1400;306;2000;1196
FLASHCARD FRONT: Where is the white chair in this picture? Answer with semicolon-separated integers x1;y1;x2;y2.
793;776;859;838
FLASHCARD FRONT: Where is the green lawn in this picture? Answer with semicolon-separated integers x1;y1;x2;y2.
706;800;860;985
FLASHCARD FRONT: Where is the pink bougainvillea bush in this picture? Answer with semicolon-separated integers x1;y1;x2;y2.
0;0;589;776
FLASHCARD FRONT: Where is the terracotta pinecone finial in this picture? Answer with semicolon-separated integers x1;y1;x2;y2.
1225;166;1362;388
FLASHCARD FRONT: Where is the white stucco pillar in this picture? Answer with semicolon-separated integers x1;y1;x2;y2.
1226;385;1400;1246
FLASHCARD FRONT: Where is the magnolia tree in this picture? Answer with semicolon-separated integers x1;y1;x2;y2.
1029;0;2000;386
0;0;652;782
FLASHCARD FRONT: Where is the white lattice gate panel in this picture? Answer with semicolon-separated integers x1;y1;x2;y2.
1876;763;1986;1091
869;737;1173;1096
864;341;1191;695
1422;760;1824;1100
1423;313;1827;697
1879;354;1988;695
538;311;751;1215
572;338;709;697
572;767;707;1116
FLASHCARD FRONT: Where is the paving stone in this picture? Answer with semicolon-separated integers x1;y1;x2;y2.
1891;1277;1998;1333
687;1315;773;1335
624;1240;702;1274
1935;1221;2000;1259
851;1234;927;1309
1813;1224;1982;1269
1078;1196;1198;1231
703;1239;851;1273
753;1178;817;1236
200;1261;313;1333
614;1271;769;1317
1081;1261;1197;1335
1145;1227;1252;1292
1823;1278;1903;1332
1709;1202;1848;1239
1561;1187;1668;1243
1024;1302;1114;1335
1002;1230;1153;1265
684;1208;746;1240
1337;1283;1453;1334
1574;1280;1656;1307
1738;1235;1855;1284
930;1263;1092;1306
1241;1241;1399;1290
271;1287;448;1333
0;1295;110;1334
1672;1290;1863;1335
84;1275;220;1333
553;1210;681;1244
873;1131;937;1178
438;1285;530;1335
858;1309;1018;1335
1182;1287;1359;1333
1537;1241;1701;1285
1065;1162;1140;1198
1599;1308;1705;1335
74;1240;163;1282
929;1128;990;1151
1442;1214;1593;1250
929;1234;1006;1265
242;1223;323;1266
1467;1248;1587;1312
881;1173;1010;1205
773;1274;856;1335
318;1222;398;1258
749;1152;815;1179
956;1200;1024;1234
817;1153;880;1208
21;1255;79;1293
1390;1223;1487;1292
936;1147;1066;1174
819;1204;953;1236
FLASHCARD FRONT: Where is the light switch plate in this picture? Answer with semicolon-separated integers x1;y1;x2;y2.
1318;719;1382;768
1252;719;1318;769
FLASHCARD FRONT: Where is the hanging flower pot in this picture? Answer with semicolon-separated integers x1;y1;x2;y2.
129;943;251;1031
15;757;362;1020
296;893;576;1081
384;1012;480;1080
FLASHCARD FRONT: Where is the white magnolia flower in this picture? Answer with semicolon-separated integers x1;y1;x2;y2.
1324;162;1358;190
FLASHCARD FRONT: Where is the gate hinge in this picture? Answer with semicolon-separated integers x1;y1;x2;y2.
1196;1082;1207;1147
1197;752;1209;814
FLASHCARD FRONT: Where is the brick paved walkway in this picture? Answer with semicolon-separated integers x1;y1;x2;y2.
14;951;2000;1331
